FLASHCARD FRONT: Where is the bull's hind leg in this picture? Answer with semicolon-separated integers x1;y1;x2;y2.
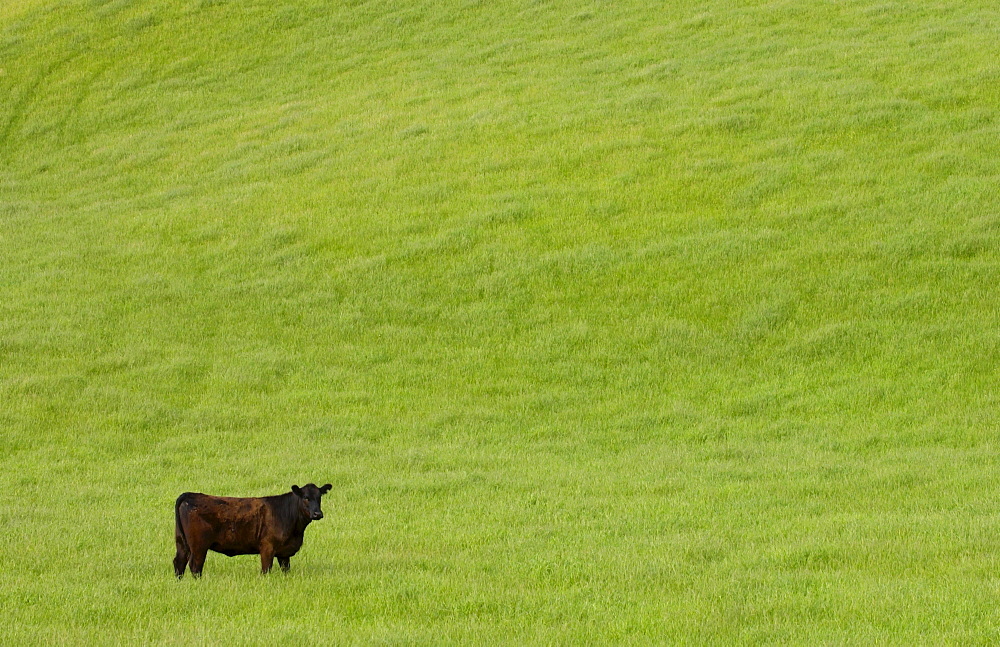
173;537;190;579
189;543;209;578
278;556;290;573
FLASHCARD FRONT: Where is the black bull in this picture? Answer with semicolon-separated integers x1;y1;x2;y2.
174;483;331;578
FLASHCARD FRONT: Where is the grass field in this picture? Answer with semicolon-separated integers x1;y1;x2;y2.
3;0;1000;643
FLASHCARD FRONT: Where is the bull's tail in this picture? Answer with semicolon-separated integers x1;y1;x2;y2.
173;493;193;578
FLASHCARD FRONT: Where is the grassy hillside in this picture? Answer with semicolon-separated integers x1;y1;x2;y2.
3;0;1000;642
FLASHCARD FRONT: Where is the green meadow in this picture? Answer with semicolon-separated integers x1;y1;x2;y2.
3;0;1000;642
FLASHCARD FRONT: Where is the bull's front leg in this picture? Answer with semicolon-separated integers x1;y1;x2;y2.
260;544;275;574
278;556;291;572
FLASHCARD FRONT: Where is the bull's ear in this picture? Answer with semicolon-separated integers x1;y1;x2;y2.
291;485;302;496
320;484;332;494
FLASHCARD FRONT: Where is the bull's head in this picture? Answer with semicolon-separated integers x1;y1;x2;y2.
291;483;332;521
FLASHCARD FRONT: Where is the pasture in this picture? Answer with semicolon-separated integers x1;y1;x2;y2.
3;0;1000;643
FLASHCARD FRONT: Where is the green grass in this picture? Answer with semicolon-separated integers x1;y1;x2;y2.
3;0;1000;642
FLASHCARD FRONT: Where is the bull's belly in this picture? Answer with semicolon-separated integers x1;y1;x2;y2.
209;543;259;557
